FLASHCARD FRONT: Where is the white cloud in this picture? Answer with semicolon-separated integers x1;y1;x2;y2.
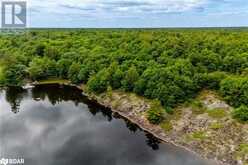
2;0;246;27
28;0;208;15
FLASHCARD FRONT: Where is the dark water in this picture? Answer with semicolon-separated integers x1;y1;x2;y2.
0;85;212;165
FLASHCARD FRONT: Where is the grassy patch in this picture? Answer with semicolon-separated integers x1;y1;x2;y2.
235;143;248;160
209;122;224;130
0;65;4;85
0;66;4;84
106;86;113;98
207;108;227;119
186;131;208;141
112;100;121;109
38;79;70;85
160;121;173;132
190;100;206;115
168;108;182;121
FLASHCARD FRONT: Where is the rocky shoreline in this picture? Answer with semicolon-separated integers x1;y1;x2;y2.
32;81;248;165
81;89;224;165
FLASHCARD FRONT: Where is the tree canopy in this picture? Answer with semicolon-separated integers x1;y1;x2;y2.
0;29;247;119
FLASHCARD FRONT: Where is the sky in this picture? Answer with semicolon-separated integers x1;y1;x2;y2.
3;0;248;27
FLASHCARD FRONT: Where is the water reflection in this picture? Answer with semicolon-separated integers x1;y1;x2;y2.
5;87;27;114
4;85;114;122
145;133;161;150
0;85;211;165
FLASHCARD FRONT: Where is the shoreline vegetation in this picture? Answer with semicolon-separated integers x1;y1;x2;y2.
31;79;247;165
0;30;247;165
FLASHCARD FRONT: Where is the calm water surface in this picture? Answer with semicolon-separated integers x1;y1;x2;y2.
0;85;212;165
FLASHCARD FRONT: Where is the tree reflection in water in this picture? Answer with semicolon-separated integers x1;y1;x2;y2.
5;87;27;114
4;84;161;151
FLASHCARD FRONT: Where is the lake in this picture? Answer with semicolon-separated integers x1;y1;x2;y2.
0;85;212;165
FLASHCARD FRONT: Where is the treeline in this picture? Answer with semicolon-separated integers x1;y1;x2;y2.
0;29;247;122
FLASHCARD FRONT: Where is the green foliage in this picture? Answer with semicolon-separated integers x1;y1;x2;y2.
68;63;81;83
241;68;248;76
107;62;124;89
232;105;248;122
146;100;165;124
220;76;248;107
190;49;221;72
111;68;124;89
122;66;139;91
201;72;228;89
44;46;60;60
28;58;45;80
57;59;72;78
87;69;110;93
223;53;248;73
28;57;57;80
77;66;90;83
0;29;247;110
165;107;174;115
4;64;27;86
35;43;46;56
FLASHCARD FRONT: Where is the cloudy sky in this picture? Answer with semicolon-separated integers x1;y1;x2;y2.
9;0;248;27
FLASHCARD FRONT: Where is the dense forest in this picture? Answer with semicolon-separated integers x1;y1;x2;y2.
0;29;247;123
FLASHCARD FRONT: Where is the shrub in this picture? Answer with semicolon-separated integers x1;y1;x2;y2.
146;100;165;124
161;121;173;132
220;76;248;107
204;72;227;89
165;107;174;115
232;105;248;122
